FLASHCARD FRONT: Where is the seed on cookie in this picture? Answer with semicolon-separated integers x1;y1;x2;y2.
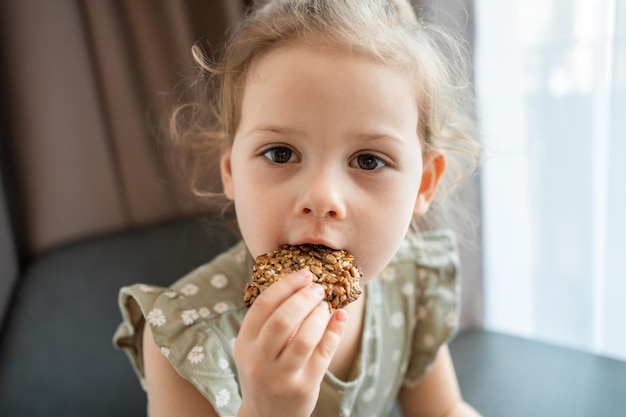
243;244;362;309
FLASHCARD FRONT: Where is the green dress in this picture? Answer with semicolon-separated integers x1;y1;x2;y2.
113;230;460;417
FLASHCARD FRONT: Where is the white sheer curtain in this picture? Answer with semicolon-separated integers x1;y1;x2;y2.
475;0;626;360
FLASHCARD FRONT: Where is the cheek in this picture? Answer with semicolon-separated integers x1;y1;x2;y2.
356;184;418;281
229;162;284;257
358;220;412;284
232;196;270;258
377;170;422;218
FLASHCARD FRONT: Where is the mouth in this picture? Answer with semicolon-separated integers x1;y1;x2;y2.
290;239;340;252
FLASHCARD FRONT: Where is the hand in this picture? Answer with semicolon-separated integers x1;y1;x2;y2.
234;269;348;417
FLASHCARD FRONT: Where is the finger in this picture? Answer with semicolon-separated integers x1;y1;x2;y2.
278;300;332;370
239;269;313;339
305;309;348;375
256;282;326;359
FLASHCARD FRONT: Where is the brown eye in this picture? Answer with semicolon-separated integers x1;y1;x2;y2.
355;153;385;170
264;146;294;163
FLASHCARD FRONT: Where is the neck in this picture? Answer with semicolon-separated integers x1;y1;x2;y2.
328;285;367;381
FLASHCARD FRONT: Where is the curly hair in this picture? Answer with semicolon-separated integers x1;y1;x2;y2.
170;0;480;232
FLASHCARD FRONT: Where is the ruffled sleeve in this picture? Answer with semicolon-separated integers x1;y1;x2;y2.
113;242;252;416
402;230;461;386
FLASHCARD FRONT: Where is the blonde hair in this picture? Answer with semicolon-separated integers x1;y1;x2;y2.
171;0;480;231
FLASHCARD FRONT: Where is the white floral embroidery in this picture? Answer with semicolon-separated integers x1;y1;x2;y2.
213;302;229;314
164;291;178;299
147;308;166;327
398;238;411;251
139;285;155;293
199;307;211;318
217;358;229;370
392;349;401;362
370;290;382;305
210;274;229;289
160;347;171;358
381;266;395;282
367;363;379;376
181;284;199;296
402;283;414;296
390;312;404;328
215;388;231;408
362;386;376;402
235;248;247;264
181;309;200;325
230;338;237;351
187;346;205;364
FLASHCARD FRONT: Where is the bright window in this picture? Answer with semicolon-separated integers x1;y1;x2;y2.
475;0;626;360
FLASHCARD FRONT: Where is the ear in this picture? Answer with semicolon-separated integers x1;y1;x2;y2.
413;151;446;216
220;148;235;200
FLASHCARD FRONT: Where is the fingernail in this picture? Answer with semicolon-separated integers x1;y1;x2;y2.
311;283;325;297
334;309;348;322
298;269;312;280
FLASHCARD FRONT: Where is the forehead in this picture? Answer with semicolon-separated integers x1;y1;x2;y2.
236;43;420;142
244;43;417;103
248;40;412;79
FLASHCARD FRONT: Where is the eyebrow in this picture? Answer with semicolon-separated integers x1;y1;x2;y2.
247;124;407;144
246;125;303;136
353;132;406;144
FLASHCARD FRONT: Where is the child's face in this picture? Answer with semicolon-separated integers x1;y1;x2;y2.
221;44;442;283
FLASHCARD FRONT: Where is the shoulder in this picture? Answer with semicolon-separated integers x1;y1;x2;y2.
169;241;254;313
391;229;459;270
381;230;459;295
114;241;251;414
117;241;253;328
376;231;461;386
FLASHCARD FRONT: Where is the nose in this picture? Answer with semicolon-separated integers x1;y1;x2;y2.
296;169;347;220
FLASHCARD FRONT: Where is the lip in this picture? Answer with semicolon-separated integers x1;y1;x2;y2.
291;238;340;251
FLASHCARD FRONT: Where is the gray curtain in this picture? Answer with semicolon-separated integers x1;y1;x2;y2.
0;0;244;256
0;0;246;331
414;0;483;331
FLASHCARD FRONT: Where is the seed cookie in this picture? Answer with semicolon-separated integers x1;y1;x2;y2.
243;244;362;309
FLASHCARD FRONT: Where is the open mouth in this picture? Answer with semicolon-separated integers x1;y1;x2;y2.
290;241;341;252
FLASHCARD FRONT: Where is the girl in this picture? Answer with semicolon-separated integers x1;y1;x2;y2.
114;0;481;416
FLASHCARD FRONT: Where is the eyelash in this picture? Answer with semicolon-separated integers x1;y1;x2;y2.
260;146;389;171
350;153;387;171
261;146;299;164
